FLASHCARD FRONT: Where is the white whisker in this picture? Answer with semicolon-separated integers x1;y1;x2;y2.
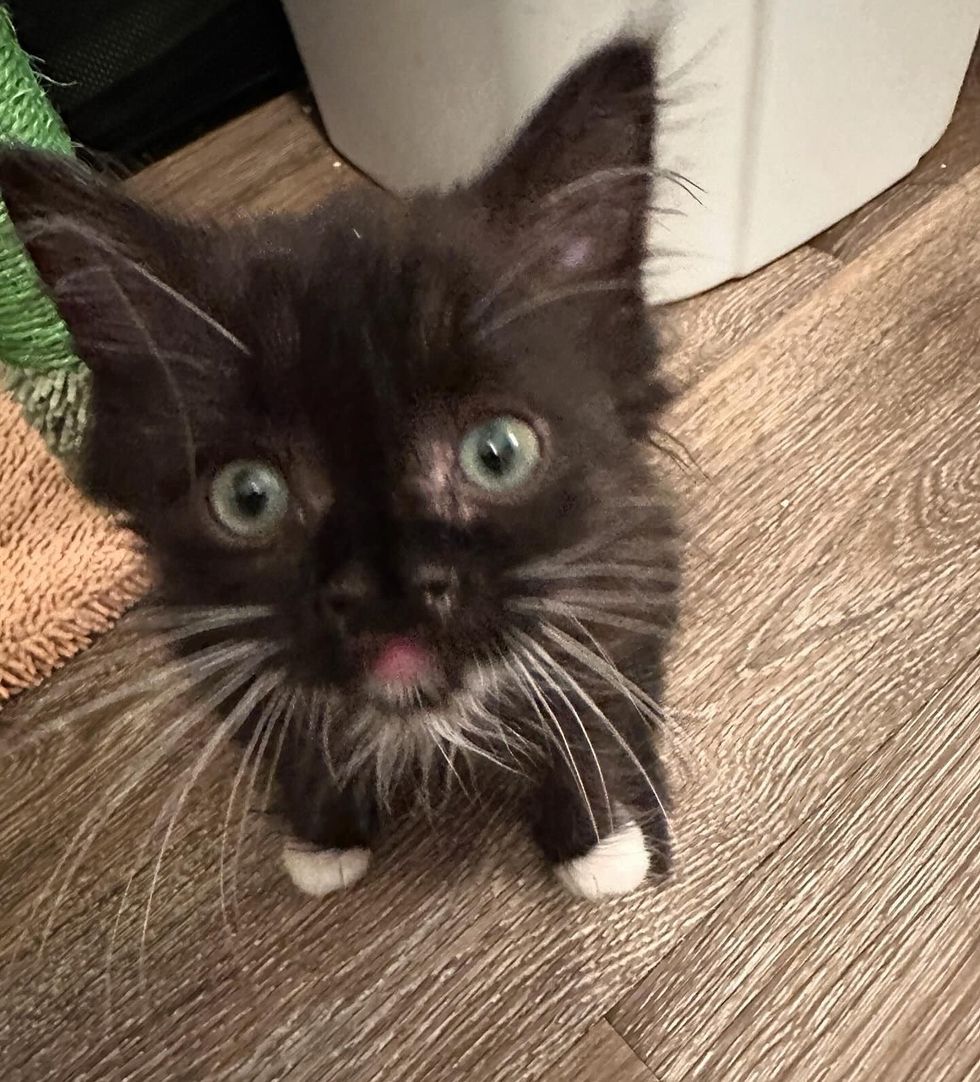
218;688;286;940
540;622;667;725
25;215;251;356
540;165;677;208
7;638;270;759
524;628;671;832
515;509;672;578
511;597;672;638
552;589;675;611
32;642;261;957
502;647;600;844
512;635;612;833
260;687;300;816
474;277;635;341
231;686;298;928
96;263;198;485
101;652;276;1013
137;663;280;993
512;561;678;584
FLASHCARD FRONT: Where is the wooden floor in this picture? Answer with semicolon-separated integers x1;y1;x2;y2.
1;49;979;1081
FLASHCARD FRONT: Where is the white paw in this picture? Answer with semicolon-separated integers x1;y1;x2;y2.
281;843;371;896
554;820;649;901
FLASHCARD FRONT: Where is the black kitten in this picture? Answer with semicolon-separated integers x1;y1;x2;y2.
1;40;679;901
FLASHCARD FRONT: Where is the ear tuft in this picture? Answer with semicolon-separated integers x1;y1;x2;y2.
0;148;164;297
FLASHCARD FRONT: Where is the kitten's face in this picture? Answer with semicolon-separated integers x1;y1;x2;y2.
125;195;656;712
1;42;673;762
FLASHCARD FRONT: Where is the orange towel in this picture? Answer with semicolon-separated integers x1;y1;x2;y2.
0;390;148;701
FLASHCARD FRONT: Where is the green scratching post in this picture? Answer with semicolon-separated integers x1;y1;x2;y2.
0;7;88;458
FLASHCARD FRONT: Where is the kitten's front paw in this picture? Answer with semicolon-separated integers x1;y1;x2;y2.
553;820;649;902
282;842;371;896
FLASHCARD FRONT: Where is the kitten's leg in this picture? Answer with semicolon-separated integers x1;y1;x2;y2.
530;719;670;901
274;736;378;897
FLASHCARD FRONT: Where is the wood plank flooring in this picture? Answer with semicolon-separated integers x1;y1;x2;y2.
1;43;978;1081
612;657;980;1082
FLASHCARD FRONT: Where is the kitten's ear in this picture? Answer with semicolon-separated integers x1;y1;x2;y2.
473;39;656;279
0;150;232;509
0;148;200;371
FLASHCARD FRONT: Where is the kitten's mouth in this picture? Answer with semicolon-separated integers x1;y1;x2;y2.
360;634;448;711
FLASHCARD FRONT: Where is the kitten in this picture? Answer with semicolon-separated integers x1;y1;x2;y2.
0;40;679;901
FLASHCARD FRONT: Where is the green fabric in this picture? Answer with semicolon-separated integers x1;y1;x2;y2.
0;7;88;457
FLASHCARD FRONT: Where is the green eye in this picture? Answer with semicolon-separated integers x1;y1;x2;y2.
209;460;289;539
459;416;542;493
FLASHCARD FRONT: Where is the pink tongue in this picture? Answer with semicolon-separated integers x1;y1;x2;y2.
370;636;433;685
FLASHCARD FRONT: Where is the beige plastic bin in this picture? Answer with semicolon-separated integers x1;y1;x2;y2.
284;0;980;302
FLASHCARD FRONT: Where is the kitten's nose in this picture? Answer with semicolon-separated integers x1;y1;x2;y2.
319;564;374;620
413;565;459;616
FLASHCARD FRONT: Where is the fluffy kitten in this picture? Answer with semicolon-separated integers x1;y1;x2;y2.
0;40;679;901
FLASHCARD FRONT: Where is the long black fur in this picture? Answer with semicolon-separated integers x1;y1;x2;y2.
0;41;679;887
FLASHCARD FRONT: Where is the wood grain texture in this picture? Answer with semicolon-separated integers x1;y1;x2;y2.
812;40;980;263
658;245;840;391
611;656;980;1082
1;95;978;1082
128;93;361;216
540;1020;660;1082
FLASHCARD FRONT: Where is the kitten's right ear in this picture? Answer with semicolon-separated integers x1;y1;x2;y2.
0;148;198;370
0;150;236;510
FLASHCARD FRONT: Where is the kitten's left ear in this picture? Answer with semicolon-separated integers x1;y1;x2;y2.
472;39;656;281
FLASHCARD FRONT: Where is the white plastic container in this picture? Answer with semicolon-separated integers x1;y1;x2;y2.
284;0;980;302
